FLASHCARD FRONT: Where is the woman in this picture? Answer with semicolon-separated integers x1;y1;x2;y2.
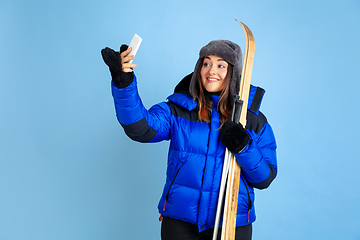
101;40;277;240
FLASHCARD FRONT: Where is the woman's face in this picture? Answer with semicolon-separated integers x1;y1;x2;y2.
200;55;229;93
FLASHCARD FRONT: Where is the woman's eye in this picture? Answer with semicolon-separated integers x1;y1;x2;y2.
203;63;210;67
219;64;226;69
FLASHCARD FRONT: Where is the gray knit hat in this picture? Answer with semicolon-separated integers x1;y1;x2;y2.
189;40;242;98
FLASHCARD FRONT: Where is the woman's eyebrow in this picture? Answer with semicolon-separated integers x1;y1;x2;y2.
204;56;226;62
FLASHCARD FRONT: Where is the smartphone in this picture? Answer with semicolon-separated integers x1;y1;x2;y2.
127;34;142;63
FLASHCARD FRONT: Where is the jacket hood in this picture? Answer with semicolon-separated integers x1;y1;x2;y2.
174;73;193;96
167;73;197;111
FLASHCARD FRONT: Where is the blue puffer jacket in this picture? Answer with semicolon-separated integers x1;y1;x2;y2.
111;74;277;232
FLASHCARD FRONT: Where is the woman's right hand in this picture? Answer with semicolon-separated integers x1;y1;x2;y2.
101;44;136;88
120;46;137;72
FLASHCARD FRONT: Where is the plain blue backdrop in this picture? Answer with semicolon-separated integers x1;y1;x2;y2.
1;0;360;239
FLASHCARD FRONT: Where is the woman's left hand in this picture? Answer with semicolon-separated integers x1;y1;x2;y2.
220;120;250;153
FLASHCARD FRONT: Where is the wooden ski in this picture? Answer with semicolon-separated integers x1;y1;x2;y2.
220;20;255;240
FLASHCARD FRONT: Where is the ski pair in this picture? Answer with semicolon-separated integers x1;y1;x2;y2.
212;20;255;240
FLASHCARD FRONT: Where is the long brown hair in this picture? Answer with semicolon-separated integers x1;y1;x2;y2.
194;61;233;124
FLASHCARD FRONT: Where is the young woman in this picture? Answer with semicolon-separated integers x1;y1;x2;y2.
101;40;277;240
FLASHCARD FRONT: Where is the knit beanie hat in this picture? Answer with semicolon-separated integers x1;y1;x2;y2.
189;40;242;98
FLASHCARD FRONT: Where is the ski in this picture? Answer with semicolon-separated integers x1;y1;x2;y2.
213;20;255;240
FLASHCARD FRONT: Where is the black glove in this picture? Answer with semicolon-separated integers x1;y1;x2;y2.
101;44;134;88
220;120;250;153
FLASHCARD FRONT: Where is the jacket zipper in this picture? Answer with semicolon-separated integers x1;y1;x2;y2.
163;166;182;211
241;174;252;222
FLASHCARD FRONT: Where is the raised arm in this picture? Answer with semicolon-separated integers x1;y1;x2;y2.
101;45;172;143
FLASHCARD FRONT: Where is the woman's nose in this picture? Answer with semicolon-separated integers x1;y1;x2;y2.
210;65;216;75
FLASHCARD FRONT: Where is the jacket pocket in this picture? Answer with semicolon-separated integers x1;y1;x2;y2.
240;174;252;222
163;165;182;211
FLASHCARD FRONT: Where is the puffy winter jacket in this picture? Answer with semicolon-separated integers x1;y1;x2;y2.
111;73;277;232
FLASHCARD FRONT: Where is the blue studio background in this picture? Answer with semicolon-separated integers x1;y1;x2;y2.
1;0;360;239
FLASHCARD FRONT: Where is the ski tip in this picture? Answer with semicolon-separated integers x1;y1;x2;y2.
235;19;245;27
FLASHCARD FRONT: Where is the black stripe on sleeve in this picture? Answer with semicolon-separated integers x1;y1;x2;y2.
248;164;277;190
121;118;158;143
249;87;265;114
